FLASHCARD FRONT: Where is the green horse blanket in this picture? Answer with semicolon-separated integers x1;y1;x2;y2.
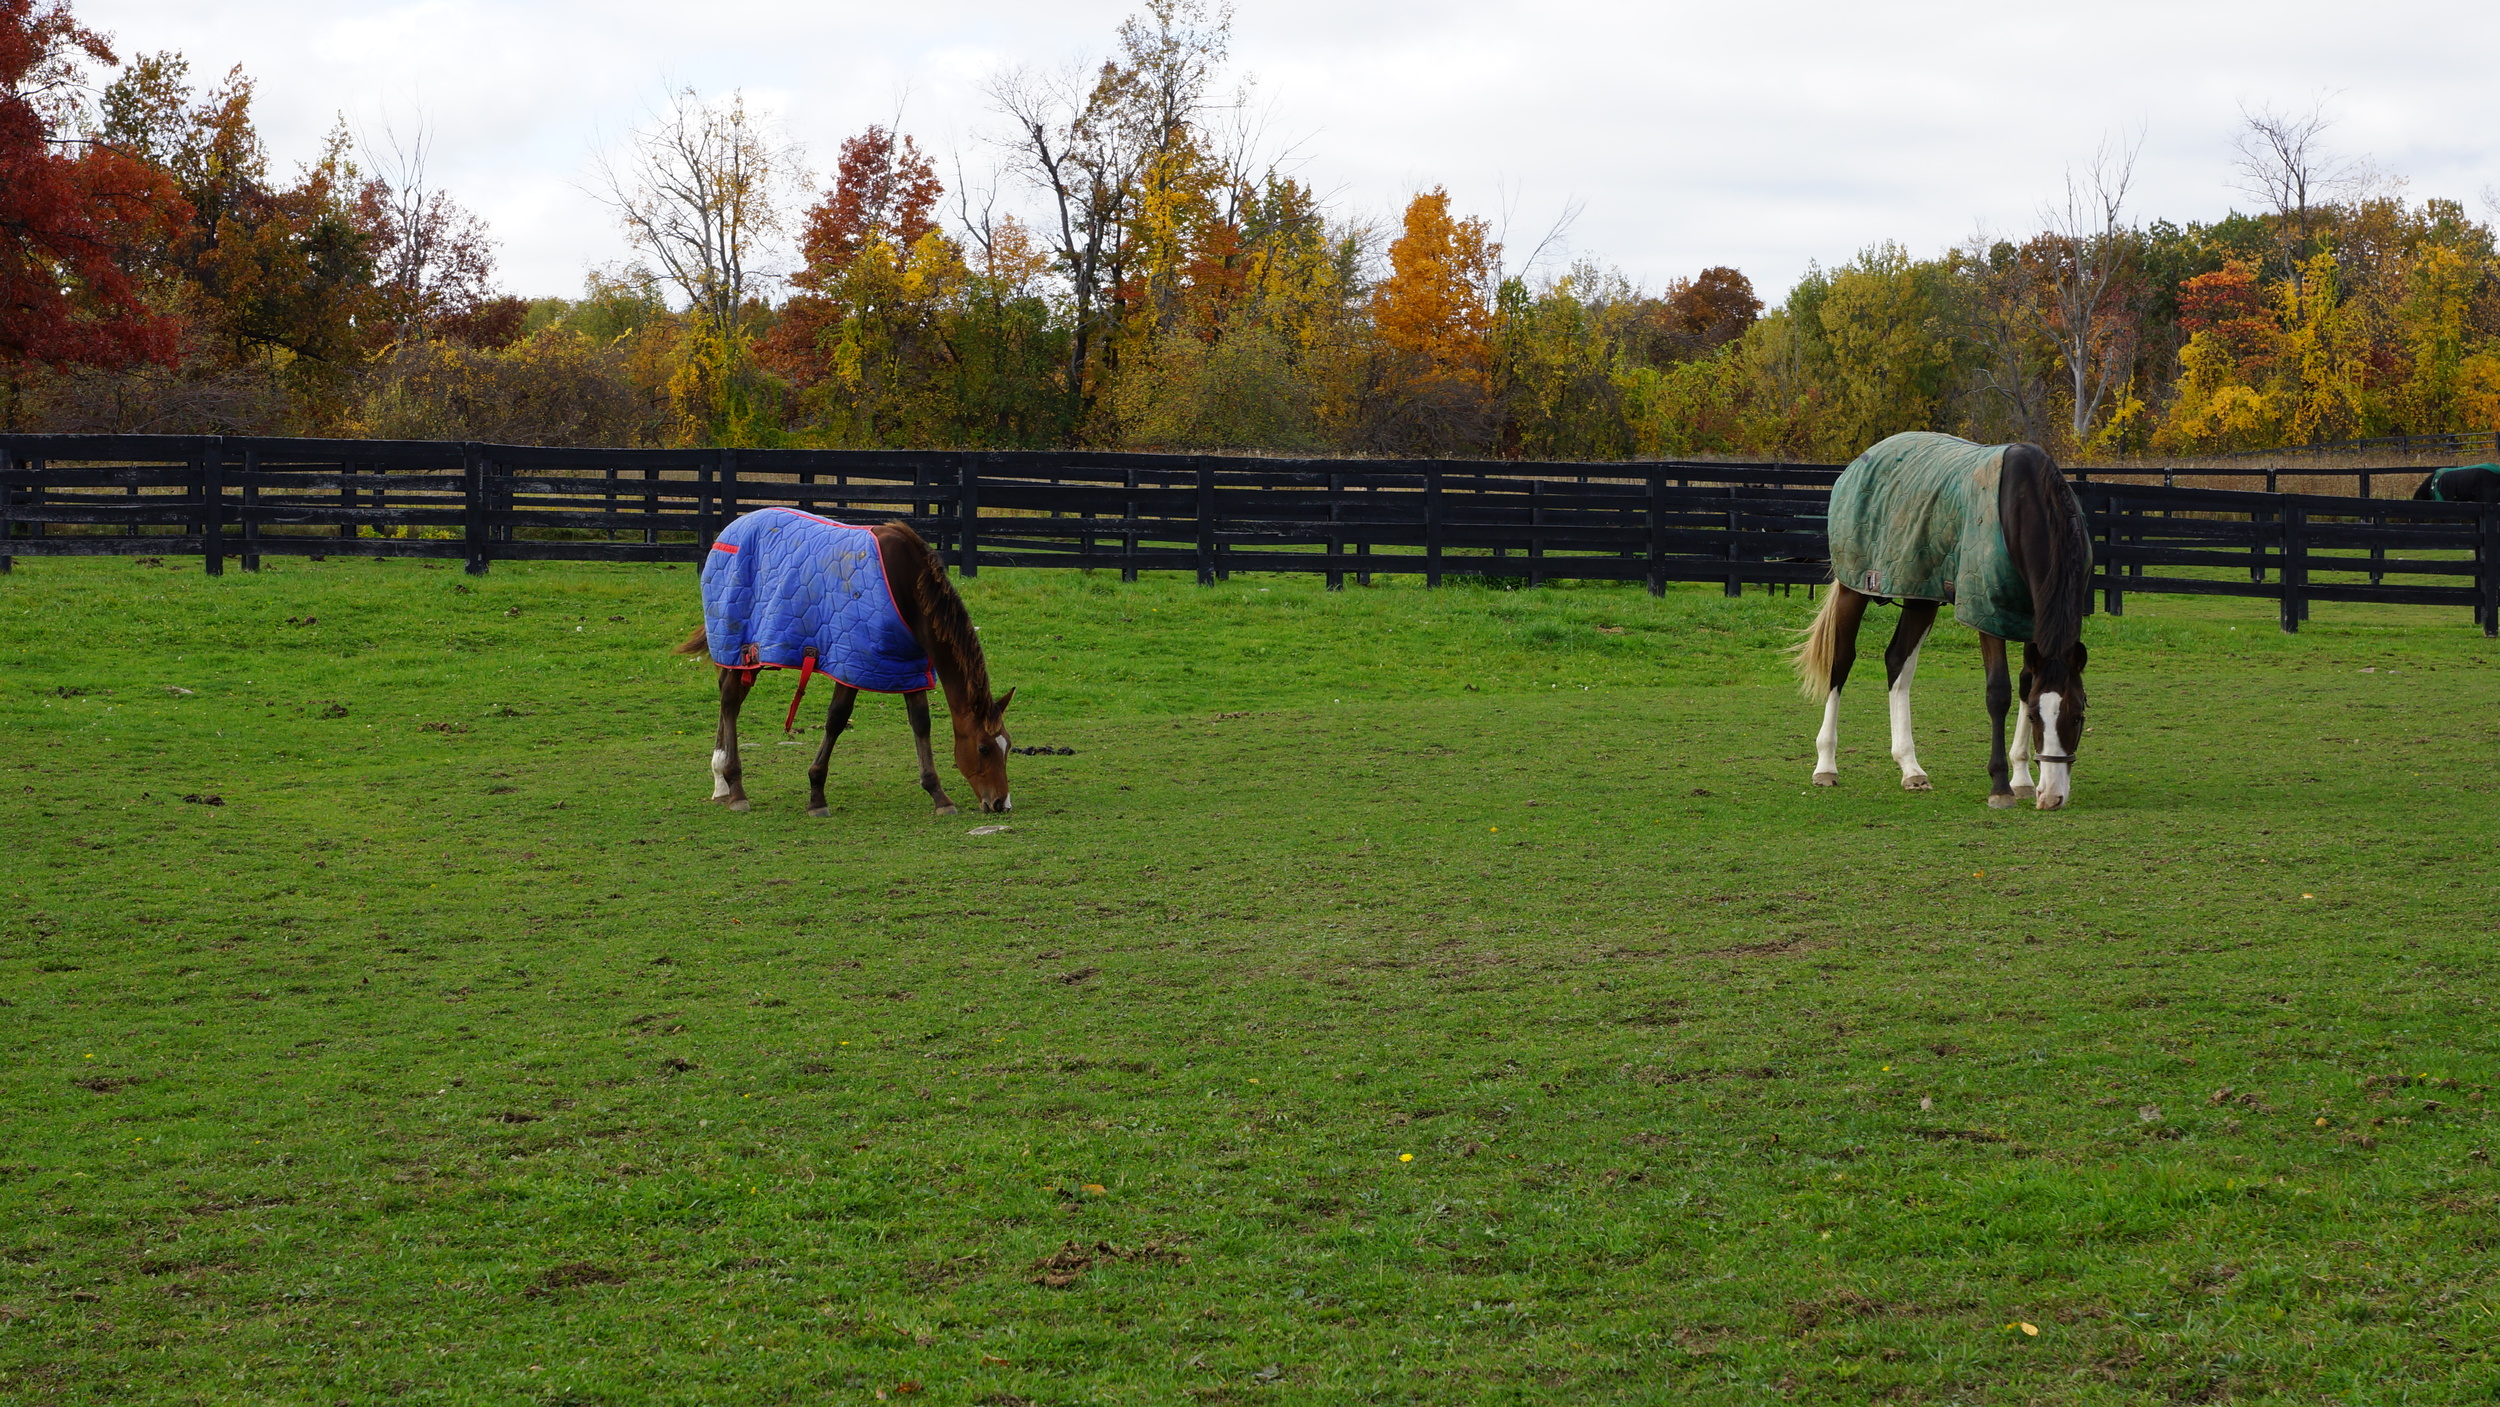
1827;432;2075;642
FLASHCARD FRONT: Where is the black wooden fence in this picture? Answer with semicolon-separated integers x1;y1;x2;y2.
2;434;2494;636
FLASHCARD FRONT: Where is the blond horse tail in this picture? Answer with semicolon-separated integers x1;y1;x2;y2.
1788;585;1846;702
674;626;709;656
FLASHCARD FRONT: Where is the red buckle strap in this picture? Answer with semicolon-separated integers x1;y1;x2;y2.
781;649;819;733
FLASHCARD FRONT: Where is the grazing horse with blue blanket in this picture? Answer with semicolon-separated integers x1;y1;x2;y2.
676;509;1014;816
1791;432;2094;810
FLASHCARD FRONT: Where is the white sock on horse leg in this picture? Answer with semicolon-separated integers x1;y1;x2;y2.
1889;642;1926;783
1814;690;1843;780
712;748;732;799
2009;709;2035;793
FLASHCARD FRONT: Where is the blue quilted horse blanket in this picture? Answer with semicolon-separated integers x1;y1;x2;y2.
1827;432;2052;642
700;509;935;694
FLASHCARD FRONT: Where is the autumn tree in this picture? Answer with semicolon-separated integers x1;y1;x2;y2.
358;124;498;344
0;0;185;374
794;125;941;285
988;0;1235;418
598;87;792;335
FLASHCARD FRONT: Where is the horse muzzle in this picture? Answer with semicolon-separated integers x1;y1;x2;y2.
2034;762;2072;811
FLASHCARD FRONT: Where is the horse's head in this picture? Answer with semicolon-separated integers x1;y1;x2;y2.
952;687;1016;813
2024;641;2087;811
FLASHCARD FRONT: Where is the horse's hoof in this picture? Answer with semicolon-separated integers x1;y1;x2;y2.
2013;784;2036;800
1901;775;1932;792
806;806;830;818
1987;793;2020;809
1812;772;1839;787
934;805;959;817
725;799;751;813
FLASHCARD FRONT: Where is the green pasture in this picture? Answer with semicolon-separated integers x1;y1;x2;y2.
3;554;2497;1405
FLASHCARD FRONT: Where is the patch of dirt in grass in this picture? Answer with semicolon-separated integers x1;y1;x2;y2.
1029;1238;1190;1287
526;1261;625;1296
70;1076;141;1093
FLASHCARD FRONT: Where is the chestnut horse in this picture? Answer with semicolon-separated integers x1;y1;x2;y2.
676;514;1013;816
1791;433;2093;810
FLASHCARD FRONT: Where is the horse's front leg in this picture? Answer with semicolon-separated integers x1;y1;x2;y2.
712;669;756;811
904;690;959;816
1884;602;1939;791
2008;662;2038;800
806;684;860;818
1981;634;2017;808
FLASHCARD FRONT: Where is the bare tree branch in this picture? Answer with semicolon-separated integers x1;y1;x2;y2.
593;88;798;333
2036;132;2141;445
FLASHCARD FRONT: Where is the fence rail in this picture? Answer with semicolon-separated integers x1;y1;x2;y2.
2;435;2494;636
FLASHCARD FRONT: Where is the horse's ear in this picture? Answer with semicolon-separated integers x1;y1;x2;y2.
2070;640;2089;672
992;687;1015;721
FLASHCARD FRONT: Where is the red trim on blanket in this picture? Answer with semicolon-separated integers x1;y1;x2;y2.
711;541;738;553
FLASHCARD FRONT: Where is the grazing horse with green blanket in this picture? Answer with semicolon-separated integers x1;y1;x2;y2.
1791;432;2094;809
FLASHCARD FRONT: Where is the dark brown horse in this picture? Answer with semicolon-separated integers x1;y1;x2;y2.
676;519;1013;816
1791;434;2093;809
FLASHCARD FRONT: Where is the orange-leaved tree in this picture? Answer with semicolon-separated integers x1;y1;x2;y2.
1373;186;1497;389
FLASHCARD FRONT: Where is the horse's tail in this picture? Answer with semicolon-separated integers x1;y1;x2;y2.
673;626;708;657
1789;585;1846;702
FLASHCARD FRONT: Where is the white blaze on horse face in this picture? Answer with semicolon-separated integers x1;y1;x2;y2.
711;747;732;800
2034;691;2071;810
1888;640;1926;783
1814;690;1843;778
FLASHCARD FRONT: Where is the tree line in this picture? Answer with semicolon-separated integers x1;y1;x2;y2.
5;0;2496;459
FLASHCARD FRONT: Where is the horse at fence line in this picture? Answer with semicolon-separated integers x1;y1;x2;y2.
2414;463;2500;503
1790;432;2093;810
674;509;1014;816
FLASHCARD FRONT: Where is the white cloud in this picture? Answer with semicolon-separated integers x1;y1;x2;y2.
77;0;2500;299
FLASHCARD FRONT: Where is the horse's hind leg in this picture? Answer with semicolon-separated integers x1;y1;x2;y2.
712;669;756;811
1981;634;2018;808
905;690;960;816
1884;602;1939;791
806;684;860;818
1812;587;1871;785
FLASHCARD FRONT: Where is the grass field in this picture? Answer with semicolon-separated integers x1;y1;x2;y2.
4;553;2498;1405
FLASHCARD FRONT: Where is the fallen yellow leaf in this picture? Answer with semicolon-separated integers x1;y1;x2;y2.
1082;1183;1106;1194
2019;1322;2039;1336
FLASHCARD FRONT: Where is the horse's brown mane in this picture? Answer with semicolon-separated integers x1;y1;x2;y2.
2004;444;2092;678
880;522;994;714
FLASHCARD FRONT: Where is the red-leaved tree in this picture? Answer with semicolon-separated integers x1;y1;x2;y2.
792;125;942;288
0;0;186;368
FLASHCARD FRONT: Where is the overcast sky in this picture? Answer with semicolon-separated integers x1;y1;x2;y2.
75;0;2500;303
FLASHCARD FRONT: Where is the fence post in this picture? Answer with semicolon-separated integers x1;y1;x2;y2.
464;444;490;575
959;453;980;578
240;447;261;571
0;444;15;574
1527;477;1545;589
202;436;226;576
2480;505;2499;638
2104;496;2125;617
1194;459;1215;586
1123;464;1140;585
1425;466;1444;587
2279;502;2304;633
1723;484;1741;597
1326;471;1344;591
1647;473;1666;597
716;447;739;548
